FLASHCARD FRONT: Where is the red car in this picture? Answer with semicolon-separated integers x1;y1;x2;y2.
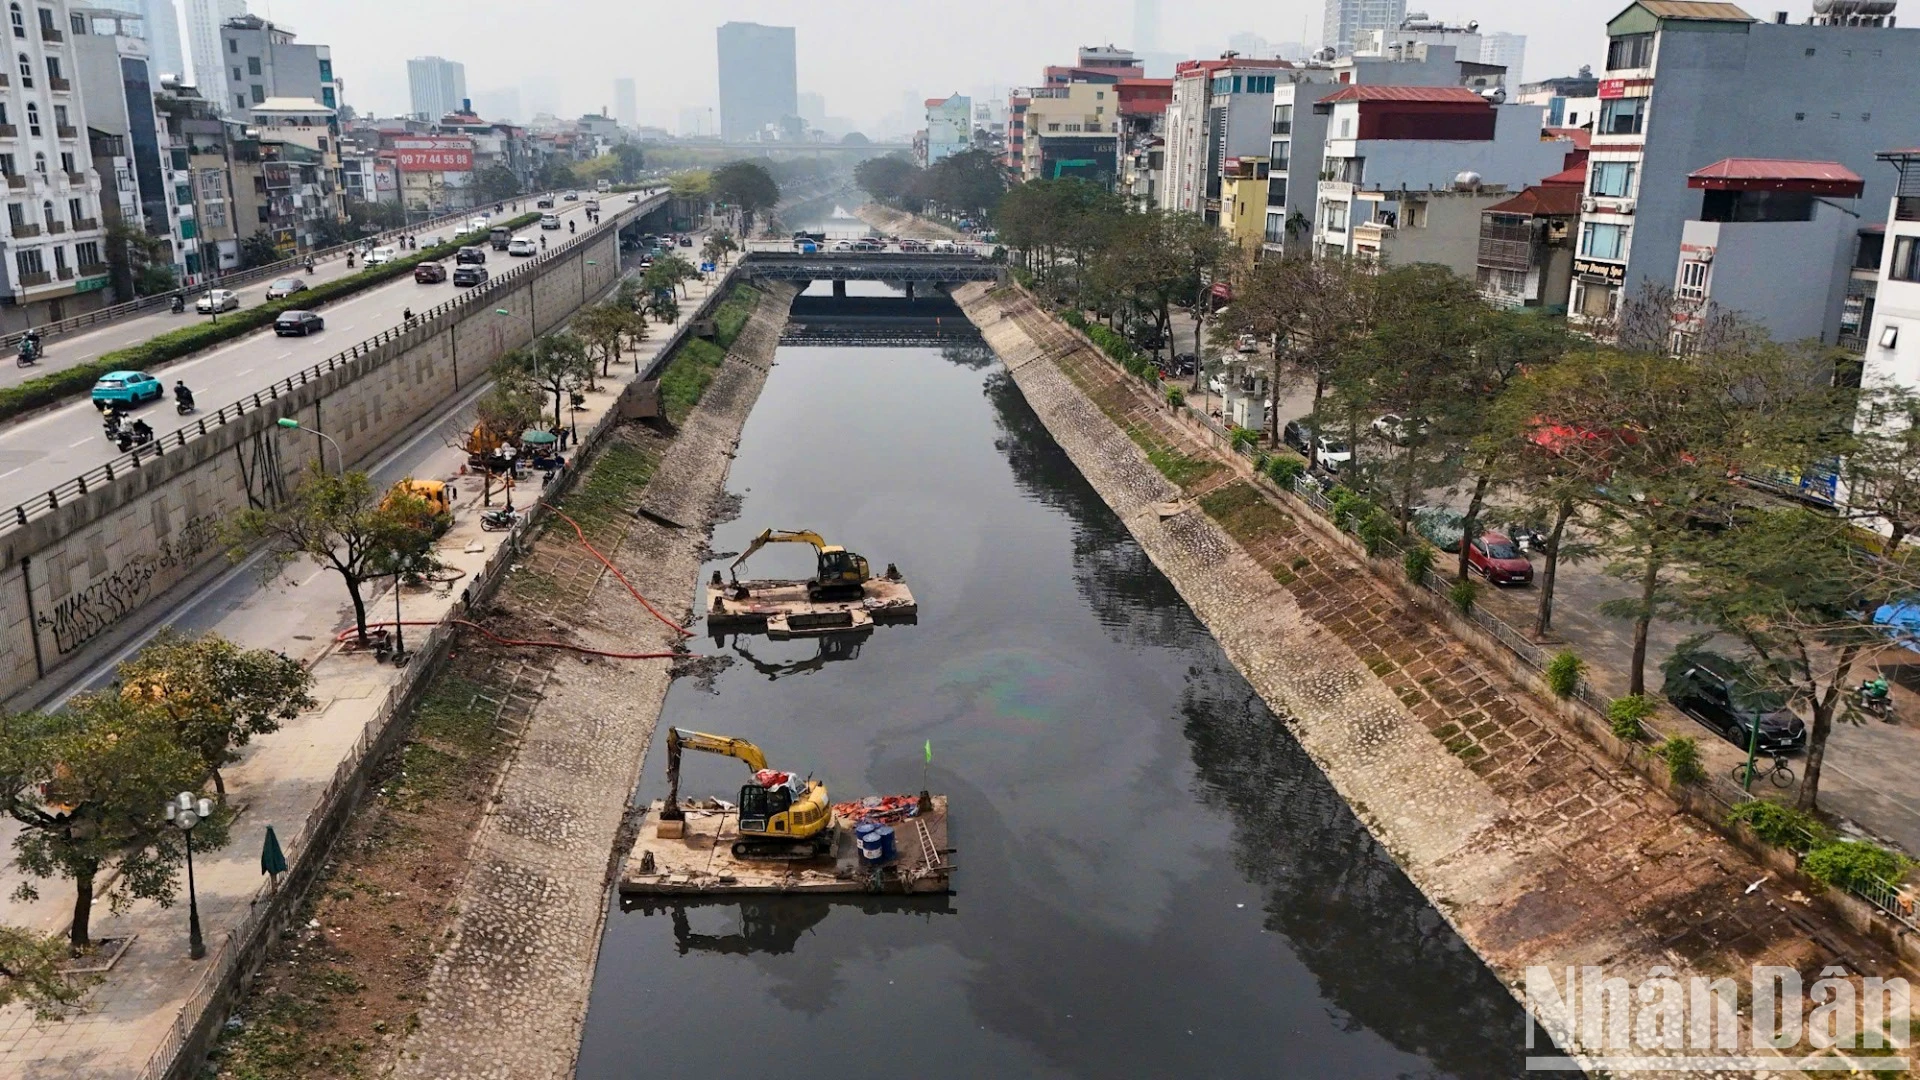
1465;532;1534;586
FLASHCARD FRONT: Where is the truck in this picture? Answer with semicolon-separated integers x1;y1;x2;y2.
489;226;513;250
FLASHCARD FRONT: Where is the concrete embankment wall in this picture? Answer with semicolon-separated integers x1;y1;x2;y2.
0;229;621;705
951;280;1867;1072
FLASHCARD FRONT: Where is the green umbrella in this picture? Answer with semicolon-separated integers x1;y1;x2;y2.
520;429;559;446
260;825;288;878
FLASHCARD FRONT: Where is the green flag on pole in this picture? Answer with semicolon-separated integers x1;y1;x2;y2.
924;739;932;764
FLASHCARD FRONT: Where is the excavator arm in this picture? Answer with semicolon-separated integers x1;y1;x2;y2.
663;727;770;819
728;529;828;582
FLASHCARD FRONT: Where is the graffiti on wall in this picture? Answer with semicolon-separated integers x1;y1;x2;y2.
37;513;222;656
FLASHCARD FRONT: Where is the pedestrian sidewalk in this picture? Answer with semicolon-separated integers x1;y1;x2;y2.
0;253;735;1079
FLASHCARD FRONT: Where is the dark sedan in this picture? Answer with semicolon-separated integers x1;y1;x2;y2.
1662;651;1808;754
414;261;448;283
274;310;324;336
452;265;489;287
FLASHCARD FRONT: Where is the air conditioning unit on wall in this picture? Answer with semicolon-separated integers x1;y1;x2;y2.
1581;197;1598;213
1618;199;1636;214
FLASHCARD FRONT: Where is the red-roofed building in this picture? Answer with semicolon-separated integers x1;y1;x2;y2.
923;92;973;165
1478;184;1584;311
1311;85;1571;265
1163;57;1292;218
1670;156;1869;347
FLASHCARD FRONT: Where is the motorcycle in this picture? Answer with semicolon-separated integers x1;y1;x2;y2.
480;507;518;532
1859;677;1894;720
176;398;195;416
116;423;154;453
1506;522;1549;553
14;340;37;367
170;294;186;314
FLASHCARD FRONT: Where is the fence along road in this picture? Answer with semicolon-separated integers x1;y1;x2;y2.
0;190;664;532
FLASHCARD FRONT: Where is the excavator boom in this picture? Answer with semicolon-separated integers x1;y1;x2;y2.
664;727;769;818
728;529;829;581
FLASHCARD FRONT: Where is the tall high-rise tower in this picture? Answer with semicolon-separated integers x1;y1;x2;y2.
407;56;467;121
613;78;637;127
1321;0;1407;56
184;0;245;107
716;21;796;142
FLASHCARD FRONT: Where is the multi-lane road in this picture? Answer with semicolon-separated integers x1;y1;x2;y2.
0;195;622;501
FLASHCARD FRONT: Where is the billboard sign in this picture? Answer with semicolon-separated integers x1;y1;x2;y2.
394;137;474;172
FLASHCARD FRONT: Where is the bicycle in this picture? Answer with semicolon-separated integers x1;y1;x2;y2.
1732;754;1795;789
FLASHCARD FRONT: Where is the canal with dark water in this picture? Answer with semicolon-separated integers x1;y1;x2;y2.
575;260;1533;1077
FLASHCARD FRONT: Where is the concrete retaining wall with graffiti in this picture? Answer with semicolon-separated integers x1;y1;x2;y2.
0;229;621;705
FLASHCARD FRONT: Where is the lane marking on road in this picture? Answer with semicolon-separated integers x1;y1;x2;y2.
233;367;253;376
68;436;90;447
0;466;19;480
275;351;292;359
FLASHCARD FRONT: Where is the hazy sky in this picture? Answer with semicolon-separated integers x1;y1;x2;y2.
253;0;1635;131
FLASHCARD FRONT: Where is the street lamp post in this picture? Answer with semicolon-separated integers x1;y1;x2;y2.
275;417;343;475
162;792;213;960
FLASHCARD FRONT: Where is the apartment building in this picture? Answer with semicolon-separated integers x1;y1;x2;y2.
1575;0;1920;336
72;5;180;278
1475;168;1585;311
1859;149;1920;395
219;14;337;120
1161;57;1289;219
239;97;341;252
0;0;109;328
1312;85;1566;267
1264;46;1521;256
924;93;971;164
183;0;242;111
1323;0;1408;56
1019;81;1120;184
1219;154;1269;251
406;55;465;123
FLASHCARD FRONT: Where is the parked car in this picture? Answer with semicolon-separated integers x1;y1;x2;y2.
536;196;555;209
1413;506;1467;552
456;245;487;265
1464;532;1535;586
453;265;489;287
274;310;324;336
414;261;448;283
540;214;561;230
1280;421;1352;472
264;277;307;301
1236;333;1259;354
1371;413;1428;445
195;288;239;313
508;237;538;257
91;370;162;408
1662;650;1808;754
365;245;398;266
1131;325;1165;351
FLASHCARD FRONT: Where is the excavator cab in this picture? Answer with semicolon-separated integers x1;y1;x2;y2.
812;545;871;598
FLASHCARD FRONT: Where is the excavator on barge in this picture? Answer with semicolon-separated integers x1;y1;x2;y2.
657;727;834;860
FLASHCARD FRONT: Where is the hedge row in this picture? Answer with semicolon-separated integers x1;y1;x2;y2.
0;212;542;422
1061;308;1160;385
710;284;762;350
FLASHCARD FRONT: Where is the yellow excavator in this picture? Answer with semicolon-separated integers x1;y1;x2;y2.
659;727;834;860
729;528;873;600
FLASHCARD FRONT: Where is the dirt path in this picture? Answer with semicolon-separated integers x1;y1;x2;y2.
958;281;1908;1076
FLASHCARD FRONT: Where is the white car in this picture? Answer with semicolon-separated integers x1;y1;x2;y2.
365;245;398;266
1371;413;1428;445
468;215;490;232
508;236;538;257
1236;333;1259;354
195;288;239;313
540;214;561;230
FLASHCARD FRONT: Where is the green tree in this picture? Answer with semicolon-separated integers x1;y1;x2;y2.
345;197;405;234
711;160;780;222
237;229;281;270
0;696;227;950
920;149;1008;220
574;302;647;379
536;160;578;191
115;631;316;798
1448;309;1572;580
646;290;679;325
855;155;920;204
507;333;594;427
612;143;646;182
466;371;543;505
104;220;177;299
226;466;439;646
668;169;711;198
473;165;522;203
1661;507;1920;810
0;927;82;1016
645;254;698;298
1841;383;1920;549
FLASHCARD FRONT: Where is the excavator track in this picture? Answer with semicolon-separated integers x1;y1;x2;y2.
731;838;832;862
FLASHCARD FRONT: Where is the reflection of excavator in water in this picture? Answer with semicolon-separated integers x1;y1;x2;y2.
729;529;871;601
660;727;835;860
727;629;870;679
667;899;831;956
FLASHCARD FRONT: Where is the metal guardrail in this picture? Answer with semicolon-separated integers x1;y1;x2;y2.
132;197;689;1080
2;191;665;538
0;189;585;352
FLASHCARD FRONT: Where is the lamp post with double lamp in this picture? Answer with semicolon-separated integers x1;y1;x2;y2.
162;792;213;960
276;417;342;475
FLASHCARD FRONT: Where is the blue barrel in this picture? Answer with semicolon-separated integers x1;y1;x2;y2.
858;831;884;862
875;825;897;862
854;822;880;844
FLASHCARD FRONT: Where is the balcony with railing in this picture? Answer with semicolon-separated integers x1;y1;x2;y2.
48;76;69;92
76;261;106;277
55;265;71;280
11;223;38;237
73;216;95;230
39;25;61;42
65;171;84;185
55;124;74;139
18;270;49;286
46;221;63;234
